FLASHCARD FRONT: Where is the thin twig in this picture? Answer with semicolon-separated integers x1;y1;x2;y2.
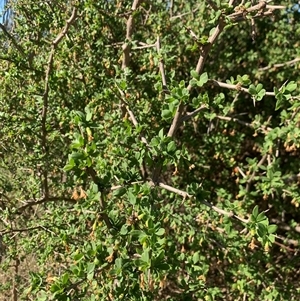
113;86;151;149
259;57;300;72
0;225;54;235
245;154;268;195
216;115;272;133
153;181;249;223
210;79;275;96
170;5;200;20
156;36;169;94
16;197;76;214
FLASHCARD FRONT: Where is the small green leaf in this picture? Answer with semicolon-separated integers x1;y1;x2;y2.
85;108;92;122
155;228;165;236
141;248;150;263
158;128;164;139
192;251;199;264
113;187;126;197
120;224;128;235
256;83;263;93
256;211;266;223
63;163;74;171
252;205;259;219
189;78;198;87
61;273;69;285
128;190;136;205
70;152;85;160
162;109;172;120
268;234;276;243
285;81;297;92
167;141;176;153
197;72;208;87
191;70;199;79
248;84;257;95
268;224;277;234
257;222;267;237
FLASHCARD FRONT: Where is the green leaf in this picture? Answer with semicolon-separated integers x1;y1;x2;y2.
162;109;172;120
191;70;199;79
248;84;257;95
197;72;208;87
85;107;93;122
63;163;74;171
251;205;259;220
167;141;176;153
61;273;69;285
128;190;136;205
70;152;85;160
192;251;199;264
155;228;165;236
120;224;128;235
256;211;266;223
113;187;126;197
256;83;263;93
141;248;150;263
257;222;267;237
285;81;297;92
158;128;164;139
268;224;277;234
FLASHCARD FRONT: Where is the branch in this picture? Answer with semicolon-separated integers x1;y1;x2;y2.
167;14;226;138
113;86;151;149
16;197;76;214
41;8;77;198
153;181;249;223
180;104;208;123
150;37;170;182
244;154;268;195
122;0;142;69
156;36;169;94
210;79;275;96
170;5;200;20
215;115;272;133
0;225;55;235
259;57;300;72
0;23;26;57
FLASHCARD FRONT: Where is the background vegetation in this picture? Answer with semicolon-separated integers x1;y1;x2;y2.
0;0;300;300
